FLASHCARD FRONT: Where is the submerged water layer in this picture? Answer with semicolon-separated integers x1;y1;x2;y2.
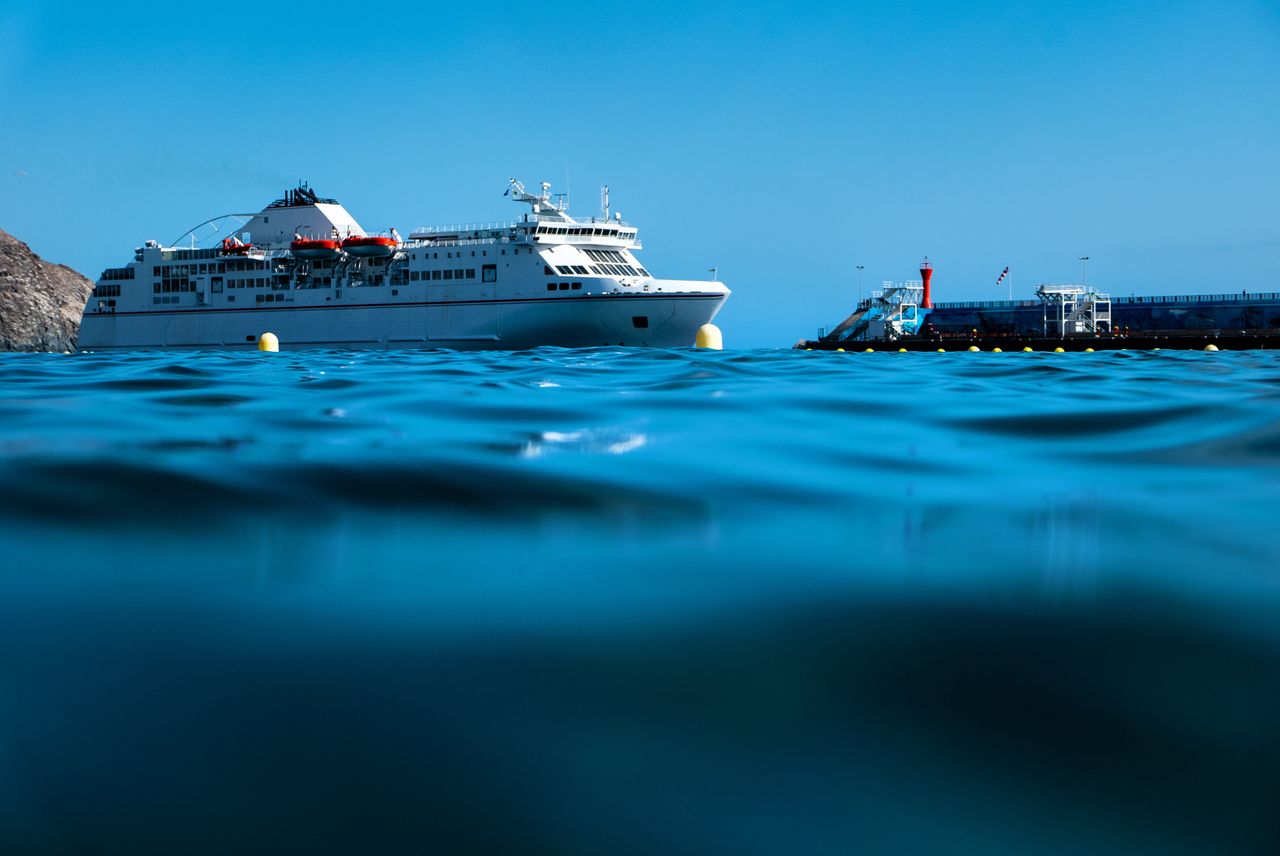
2;348;1279;853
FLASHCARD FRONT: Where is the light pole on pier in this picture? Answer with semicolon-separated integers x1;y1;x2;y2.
857;265;865;305
1079;256;1090;288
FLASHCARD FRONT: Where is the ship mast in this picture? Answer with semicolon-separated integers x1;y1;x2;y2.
507;178;570;221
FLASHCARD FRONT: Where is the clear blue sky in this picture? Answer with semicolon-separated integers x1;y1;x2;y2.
2;0;1277;346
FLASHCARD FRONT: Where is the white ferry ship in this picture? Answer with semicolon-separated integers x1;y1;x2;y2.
79;181;729;350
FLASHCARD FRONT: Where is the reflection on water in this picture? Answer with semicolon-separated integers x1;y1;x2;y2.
2;348;1280;853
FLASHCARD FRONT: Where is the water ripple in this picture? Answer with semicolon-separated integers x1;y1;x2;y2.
4;348;1280;852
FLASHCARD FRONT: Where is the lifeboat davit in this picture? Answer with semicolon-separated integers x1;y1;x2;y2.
341;235;398;258
290;237;342;260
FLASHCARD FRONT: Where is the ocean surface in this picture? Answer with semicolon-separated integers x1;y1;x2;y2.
2;347;1280;854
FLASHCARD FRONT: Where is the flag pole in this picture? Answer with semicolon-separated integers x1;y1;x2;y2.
1008;266;1012;301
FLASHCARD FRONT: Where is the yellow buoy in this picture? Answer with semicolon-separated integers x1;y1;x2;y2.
695;323;723;350
836;348;845;352
993;347;1003;353
864;348;874;353
898;348;907;353
1022;347;1033;352
258;332;279;352
1085;347;1095;352
1054;347;1065;353
936;348;946;353
1204;343;1219;351
1153;347;1161;351
967;345;980;352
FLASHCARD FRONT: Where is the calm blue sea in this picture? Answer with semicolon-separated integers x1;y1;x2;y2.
2;347;1280;854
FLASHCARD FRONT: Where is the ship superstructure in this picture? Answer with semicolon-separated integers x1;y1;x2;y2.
80;181;729;350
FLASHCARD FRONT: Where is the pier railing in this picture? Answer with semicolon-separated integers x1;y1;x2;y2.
1111;292;1280;304
935;292;1280;310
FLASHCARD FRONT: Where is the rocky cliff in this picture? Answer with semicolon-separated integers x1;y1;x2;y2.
0;229;95;351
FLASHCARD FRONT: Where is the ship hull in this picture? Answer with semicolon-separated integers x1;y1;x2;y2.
78;292;726;351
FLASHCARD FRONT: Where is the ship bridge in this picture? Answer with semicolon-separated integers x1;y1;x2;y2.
409;179;640;249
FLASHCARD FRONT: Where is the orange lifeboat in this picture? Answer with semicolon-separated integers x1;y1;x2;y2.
290;237;342;260
341;235;398;258
219;237;255;255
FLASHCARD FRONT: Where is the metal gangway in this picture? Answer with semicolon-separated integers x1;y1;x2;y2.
821;281;925;343
870;281;925;340
1036;285;1112;337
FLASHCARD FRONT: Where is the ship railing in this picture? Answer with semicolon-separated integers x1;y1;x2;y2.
933;299;1039;309
410;221;520;238
536;214;634;227
410;215;635;237
404;232;638;251
936;292;1280;309
1112;292;1280;304
402;236;512;249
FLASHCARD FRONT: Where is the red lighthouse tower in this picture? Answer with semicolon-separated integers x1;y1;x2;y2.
920;257;934;309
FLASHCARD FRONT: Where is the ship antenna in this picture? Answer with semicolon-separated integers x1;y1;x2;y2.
601;185;610;220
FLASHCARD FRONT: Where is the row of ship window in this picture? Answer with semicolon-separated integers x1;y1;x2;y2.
92;284;122;297
223;278;276;289
409;265;500;282
410;250;492;259
550;263;648;278
150;281;590;302
155;260;268;276
533;225;637;239
156;276;284;293
151;293;285;304
151;266;500;293
411;268;475;282
156;280;197;293
585;249;629;265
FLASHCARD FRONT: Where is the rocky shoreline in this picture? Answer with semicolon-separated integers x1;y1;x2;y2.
0;229;94;352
